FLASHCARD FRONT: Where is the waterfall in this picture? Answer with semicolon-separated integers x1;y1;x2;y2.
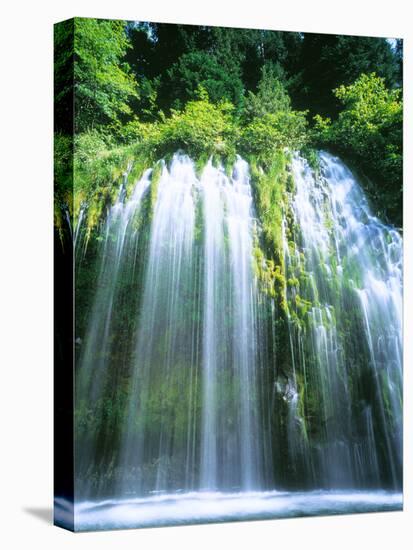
110;154;265;495
283;152;402;489
75;168;152;495
73;150;402;517
119;155;200;495
200;157;262;491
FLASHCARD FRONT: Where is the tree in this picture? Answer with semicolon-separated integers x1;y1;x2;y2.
163;51;244;111
74;18;138;132
294;34;399;117
54;19;74;134
240;66;308;159
243;64;291;124
313;73;402;226
394;38;403;85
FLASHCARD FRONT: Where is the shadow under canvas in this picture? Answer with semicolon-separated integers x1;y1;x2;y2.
23;507;53;525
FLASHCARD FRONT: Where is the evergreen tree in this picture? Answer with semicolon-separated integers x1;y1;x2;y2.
294;34;399;116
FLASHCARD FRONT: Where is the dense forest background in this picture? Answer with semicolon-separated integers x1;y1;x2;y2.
54;18;403;233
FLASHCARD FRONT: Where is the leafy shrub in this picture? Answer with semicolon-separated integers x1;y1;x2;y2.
312;73;402;225
152;88;238;158
110;118;160;145
240;110;308;160
73;129;112;165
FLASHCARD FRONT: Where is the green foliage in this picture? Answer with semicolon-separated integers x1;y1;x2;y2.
152;88;238;159
240;69;308;160
110;117;158;145
66;89;239;235
54;19;74;134
333;73;402;149
73;130;155;235
312;114;332;142
312;73;402;225
74;18;138;132
294;34;400;117
243;65;291;123
73;128;113;166
300;145;320;173
165;51;245;110
54;133;73;238
250;151;287;255
250;150;290;311
54;133;73;205
241;111;308;160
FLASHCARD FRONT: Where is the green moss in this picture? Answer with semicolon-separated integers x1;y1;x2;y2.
248;149;302;314
223;152;237;177
149;161;163;210
287;277;299;287
125;150;155;199
72;136;161;240
300;145;320;174
294;294;312;316
193;189;204;244
194;153;210;178
252;245;276;298
286;172;296;193
249;149;288;258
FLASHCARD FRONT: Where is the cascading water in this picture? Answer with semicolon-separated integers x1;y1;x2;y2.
69;150;402;530
75;168;152;496
199;157;263;491
118;155;265;495
120;156;200;495
282;152;402;489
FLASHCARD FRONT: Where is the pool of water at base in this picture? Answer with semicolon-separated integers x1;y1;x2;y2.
55;489;402;531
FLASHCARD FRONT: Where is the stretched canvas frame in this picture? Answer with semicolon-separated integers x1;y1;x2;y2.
54;17;403;531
